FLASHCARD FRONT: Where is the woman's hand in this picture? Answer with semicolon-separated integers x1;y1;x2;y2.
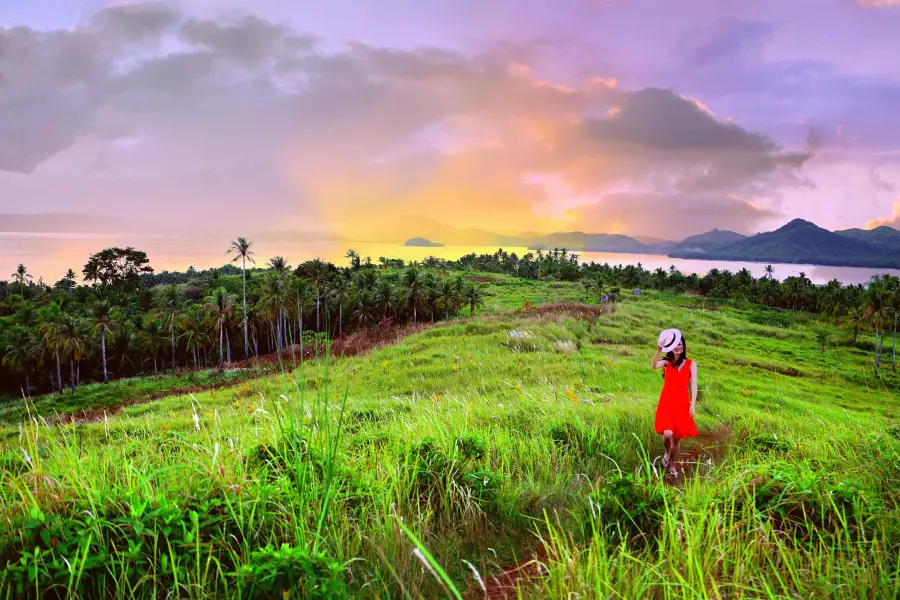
689;402;695;418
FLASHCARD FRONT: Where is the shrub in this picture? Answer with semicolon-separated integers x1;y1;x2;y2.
404;437;505;516
586;474;670;547
233;543;347;599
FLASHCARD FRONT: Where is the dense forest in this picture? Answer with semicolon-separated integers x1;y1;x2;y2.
1;242;898;398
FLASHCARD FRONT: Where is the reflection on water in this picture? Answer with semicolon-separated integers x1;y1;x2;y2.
2;232;898;287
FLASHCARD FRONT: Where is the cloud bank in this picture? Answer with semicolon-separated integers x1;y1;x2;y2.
0;0;897;243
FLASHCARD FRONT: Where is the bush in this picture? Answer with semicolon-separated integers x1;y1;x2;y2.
586;474;670;547
234;543;347;599
547;421;621;464
405;437;504;516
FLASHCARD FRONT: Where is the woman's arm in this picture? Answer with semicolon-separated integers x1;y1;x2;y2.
651;346;666;369
689;361;698;417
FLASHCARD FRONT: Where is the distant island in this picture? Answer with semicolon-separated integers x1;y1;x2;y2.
404;237;445;247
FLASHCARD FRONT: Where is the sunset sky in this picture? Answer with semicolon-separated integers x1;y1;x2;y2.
2;0;900;243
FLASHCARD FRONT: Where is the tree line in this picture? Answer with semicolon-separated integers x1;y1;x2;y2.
2;244;898;398
0;243;486;397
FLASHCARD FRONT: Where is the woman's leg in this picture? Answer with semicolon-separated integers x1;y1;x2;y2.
669;437;681;475
662;430;673;465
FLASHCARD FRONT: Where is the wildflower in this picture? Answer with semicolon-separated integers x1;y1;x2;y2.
740;389;752;397
564;388;579;404
161;424;171;433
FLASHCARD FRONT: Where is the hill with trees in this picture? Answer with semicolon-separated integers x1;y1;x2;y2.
672;219;900;268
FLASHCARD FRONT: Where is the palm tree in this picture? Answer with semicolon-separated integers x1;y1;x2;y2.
353;269;377;292
154;284;184;372
269;256;290;275
256;271;288;353
88;300;120;383
56;314;88;393
205;287;234;373
330;275;352;337
3;326;37;397
818;280;847;328
764;264;775;280
864;277;890;373
305;259;330;332
37;300;66;393
757;279;779;308
844;304;867;347
346;249;361;270
227;237;255;360
353;290;379;328
402;268;429;324
179;306;207;370
64;269;77;294
581;278;596;302
435;279;460;319
136;316;166;375
465;284;485;314
783;277;804;311
374;279;395;320
884;275;900;371
12;264;32;294
290;277;311;349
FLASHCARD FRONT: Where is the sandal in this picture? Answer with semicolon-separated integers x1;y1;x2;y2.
667;467;678;478
661;453;670;469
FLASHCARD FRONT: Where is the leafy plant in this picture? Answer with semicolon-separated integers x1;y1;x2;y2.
233;543;346;599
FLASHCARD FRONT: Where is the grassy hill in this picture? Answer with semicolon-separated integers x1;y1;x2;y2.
1;277;897;599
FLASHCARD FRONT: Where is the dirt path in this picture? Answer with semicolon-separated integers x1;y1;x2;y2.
463;545;549;600
658;423;734;483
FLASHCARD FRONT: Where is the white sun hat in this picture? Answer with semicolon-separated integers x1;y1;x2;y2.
658;328;682;353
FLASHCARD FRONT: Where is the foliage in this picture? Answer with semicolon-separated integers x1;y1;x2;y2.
82;247;154;291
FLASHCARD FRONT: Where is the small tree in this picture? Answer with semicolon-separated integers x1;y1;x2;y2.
814;327;831;352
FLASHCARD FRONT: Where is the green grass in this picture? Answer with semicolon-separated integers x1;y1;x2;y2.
1;275;898;599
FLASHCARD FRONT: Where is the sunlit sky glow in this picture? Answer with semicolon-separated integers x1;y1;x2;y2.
3;0;900;246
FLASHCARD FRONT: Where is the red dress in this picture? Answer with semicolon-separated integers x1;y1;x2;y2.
655;359;698;438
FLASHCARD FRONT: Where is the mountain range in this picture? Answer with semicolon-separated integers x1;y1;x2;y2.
372;215;900;269
672;220;900;268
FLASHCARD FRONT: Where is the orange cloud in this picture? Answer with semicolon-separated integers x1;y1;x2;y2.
866;200;900;229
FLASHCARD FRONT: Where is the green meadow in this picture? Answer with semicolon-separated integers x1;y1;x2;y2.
1;277;898;599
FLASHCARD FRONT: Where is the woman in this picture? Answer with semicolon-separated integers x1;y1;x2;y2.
650;329;698;478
